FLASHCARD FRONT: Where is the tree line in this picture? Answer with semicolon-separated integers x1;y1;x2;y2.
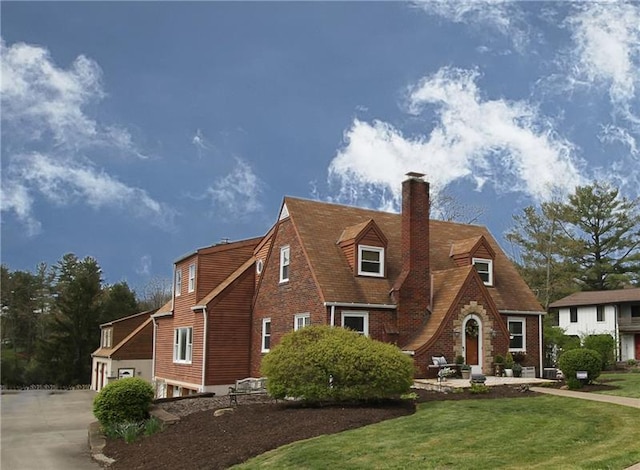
1;254;171;387
507;181;640;310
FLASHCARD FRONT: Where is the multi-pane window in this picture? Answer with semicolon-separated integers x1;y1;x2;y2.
175;268;182;297
101;328;112;348
508;318;525;351
570;307;578;323
358;245;384;277
472;258;493;286
262;318;271;352
342;312;369;336
173;327;193;363
188;264;196;293
294;313;311;331
280;247;290;283
596;305;605;322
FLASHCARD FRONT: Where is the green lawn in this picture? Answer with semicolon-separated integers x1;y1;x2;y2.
235;396;640;469
596;372;640;398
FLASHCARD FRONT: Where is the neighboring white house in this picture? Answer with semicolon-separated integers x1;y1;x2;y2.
550;288;640;362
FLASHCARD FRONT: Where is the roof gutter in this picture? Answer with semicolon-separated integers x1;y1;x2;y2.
151;310;173;319
323;301;397;310
499;310;546;316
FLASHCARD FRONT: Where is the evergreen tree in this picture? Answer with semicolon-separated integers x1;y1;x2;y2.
37;254;103;385
560;182;640;290
100;281;139;322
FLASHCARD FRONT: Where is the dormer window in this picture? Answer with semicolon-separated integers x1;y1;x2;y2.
101;328;112;348
358;245;384;277
473;258;493;286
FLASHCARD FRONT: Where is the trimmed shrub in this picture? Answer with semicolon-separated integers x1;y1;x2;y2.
557;348;602;385
93;377;154;427
583;334;615;370
261;325;414;403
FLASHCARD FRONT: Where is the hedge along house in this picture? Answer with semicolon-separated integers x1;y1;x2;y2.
251;173;545;378
91;309;157;392
152;237;261;397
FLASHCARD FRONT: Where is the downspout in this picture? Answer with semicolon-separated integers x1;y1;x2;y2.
201;306;208;392
538;313;543;377
152;317;158;389
614;304;620;362
330;305;335;327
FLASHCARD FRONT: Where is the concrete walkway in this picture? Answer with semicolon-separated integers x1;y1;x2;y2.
529;386;640;409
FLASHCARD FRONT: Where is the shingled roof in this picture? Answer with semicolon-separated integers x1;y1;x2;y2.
284;196;543;314
550;288;640;308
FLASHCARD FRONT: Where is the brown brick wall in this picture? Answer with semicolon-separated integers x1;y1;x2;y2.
251;218;326;376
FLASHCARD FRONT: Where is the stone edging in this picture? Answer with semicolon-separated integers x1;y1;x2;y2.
88;406;181;466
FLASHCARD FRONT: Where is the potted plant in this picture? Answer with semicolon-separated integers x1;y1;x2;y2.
504;352;515;377
461;364;471;380
494;354;504;377
513;363;523;378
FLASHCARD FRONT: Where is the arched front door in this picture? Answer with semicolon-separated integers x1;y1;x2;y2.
464;317;481;367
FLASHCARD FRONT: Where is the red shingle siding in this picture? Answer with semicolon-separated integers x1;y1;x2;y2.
113;322;153;360
251;218;326;376
154;313;204;385
206;268;254;385
111;314;149;345
197;241;257;303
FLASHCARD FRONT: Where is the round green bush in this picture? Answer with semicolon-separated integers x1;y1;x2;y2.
583;334;615;370
557;348;602;385
93;377;154;427
261;325;414;403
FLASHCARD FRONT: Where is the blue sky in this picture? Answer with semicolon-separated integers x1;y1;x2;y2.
2;1;639;294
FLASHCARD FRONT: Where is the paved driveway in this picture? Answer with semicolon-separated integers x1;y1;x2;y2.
1;389;101;470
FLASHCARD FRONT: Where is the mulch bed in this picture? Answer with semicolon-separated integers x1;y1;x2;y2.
102;383;618;469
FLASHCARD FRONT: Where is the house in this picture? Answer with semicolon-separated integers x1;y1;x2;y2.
149;173;546;394
251;173;545;378
91;309;157;391
152;237;261;397
550;288;640;362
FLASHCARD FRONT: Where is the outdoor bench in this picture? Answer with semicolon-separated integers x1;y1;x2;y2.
427;356;458;378
228;377;268;406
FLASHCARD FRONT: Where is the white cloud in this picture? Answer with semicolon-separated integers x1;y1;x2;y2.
4;153;175;229
205;158;264;217
135;255;152;277
329;67;584;211
191;128;216;158
566;2;640;123
0;38;167;233
415;0;529;53
599;124;638;156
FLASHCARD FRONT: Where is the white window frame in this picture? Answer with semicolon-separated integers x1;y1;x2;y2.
174;268;182;297
262;318;271;352
508;317;526;352
341;311;369;336
101;328;112;348
294;313;311;331
279;246;290;283
173;327;193;364
358;245;385;277
188;263;196;293
472;258;493;286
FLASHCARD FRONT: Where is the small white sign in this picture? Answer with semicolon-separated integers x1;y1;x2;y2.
576;371;588;380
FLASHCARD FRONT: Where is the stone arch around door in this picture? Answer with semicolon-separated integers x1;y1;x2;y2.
453;302;496;374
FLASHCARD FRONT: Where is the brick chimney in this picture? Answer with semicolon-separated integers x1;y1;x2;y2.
393;172;430;345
